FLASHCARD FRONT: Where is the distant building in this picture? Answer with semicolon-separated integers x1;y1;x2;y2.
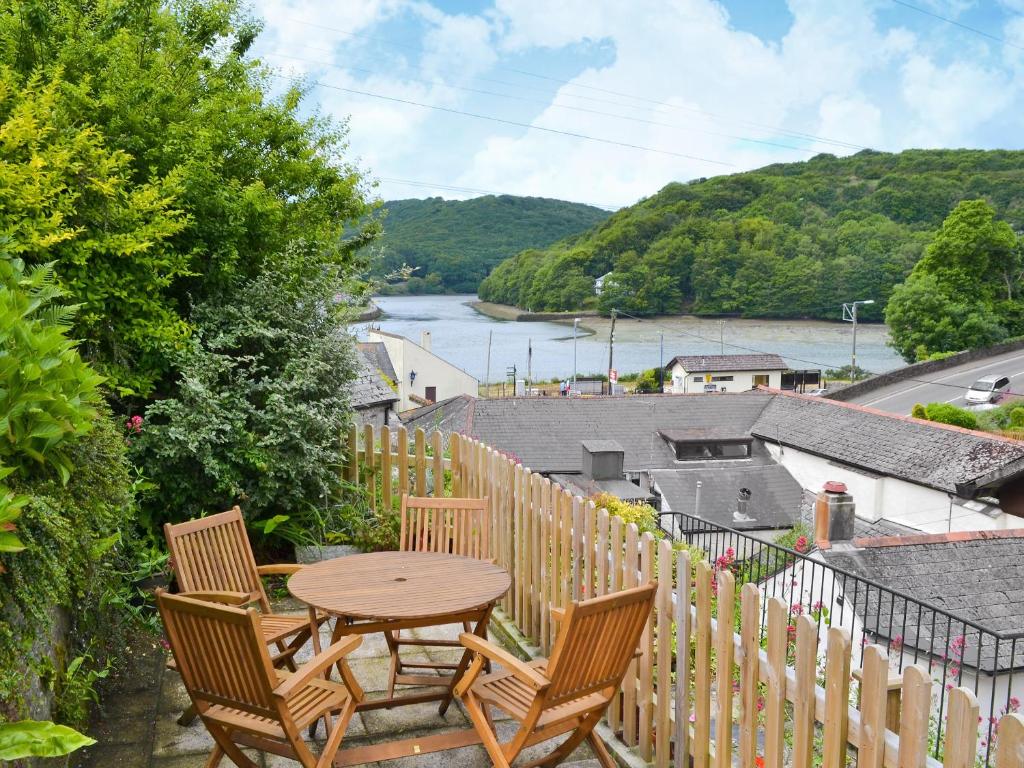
594;271;613;296
402;390;1024;534
350;350;399;427
364;329;479;412
666;353;788;393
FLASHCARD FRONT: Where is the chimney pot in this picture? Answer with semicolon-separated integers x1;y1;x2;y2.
421;331;432;351
824;480;848;494
815;483;855;545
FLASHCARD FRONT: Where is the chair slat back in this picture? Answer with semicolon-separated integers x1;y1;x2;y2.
543;582;657;708
165;507;268;609
399;495;490;560
157;591;279;719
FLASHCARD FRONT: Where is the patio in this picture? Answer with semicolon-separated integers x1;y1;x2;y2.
74;597;603;768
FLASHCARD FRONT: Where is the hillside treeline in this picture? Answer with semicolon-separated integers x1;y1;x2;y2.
479;149;1024;324
376;195;609;294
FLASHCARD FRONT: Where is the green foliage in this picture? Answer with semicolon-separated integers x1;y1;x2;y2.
0;259;103;484
0;720;94;760
480;149;1024;320
911;403;927;420
632;368;663;393
0;410;138;725
920;402;979;430
132;251;359;539
1011;407;1024;428
590;493;661;538
823;364;870;382
0;0;379;395
375;196;609;294
886;200;1021;361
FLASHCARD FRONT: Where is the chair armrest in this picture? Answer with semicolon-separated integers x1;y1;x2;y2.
459;633;550;691
274;636;363;700
181;590;253;606
550;606;565;623
256;564;303;576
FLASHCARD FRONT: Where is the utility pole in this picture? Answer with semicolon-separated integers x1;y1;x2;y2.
720;320;725;354
842;300;874;382
484;330;492;397
527;338;532;390
659;331;664;393
607;310;616;395
572;318;580;394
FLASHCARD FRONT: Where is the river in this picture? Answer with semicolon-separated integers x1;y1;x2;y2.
356;295;904;383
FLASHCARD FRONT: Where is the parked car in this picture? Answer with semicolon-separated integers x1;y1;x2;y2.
805;388;828;397
965;375;1011;405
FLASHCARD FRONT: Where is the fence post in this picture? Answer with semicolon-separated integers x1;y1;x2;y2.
397;426;409;499
345;424;358;483
638;532;655;761
860;645;890;768
898;665;932;768
739;583;760;768
674;549;692;768
995;713;1024;768
764;597;787;768
822;627;852;768
942;688;980;768
655;539;673;768
431;430;443;497
380;425;392;512
693;560;712;768
793;614;818;768
363;423;375;511
414;428;426;496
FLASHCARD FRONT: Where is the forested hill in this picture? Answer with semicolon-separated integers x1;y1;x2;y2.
478;149;1024;321
375;195;611;294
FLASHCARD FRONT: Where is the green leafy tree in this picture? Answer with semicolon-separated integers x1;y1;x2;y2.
132;249;359;534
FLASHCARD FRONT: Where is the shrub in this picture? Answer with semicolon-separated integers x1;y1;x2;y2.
1011;407;1024;428
633;368;663;393
132;250;360;548
922;402;978;430
591;493;662;538
911;403;927;420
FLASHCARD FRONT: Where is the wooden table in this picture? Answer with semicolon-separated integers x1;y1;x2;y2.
286;551;512;765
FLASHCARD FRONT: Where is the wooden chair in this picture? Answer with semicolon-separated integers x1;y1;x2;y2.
387;494;490;698
165;507;325;724
157;590;363;768
455;582;658;768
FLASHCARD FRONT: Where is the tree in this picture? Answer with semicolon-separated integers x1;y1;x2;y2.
886;201;1020;362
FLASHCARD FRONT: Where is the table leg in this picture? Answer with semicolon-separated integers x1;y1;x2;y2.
439;604;493;716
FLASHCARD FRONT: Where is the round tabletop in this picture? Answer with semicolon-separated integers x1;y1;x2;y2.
288;551;512;621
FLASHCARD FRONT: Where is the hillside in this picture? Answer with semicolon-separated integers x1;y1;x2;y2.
478;149;1024;321
375;195;611;294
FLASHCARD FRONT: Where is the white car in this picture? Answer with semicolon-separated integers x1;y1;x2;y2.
965;375;1010;405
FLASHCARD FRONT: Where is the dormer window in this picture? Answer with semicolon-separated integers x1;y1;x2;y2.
658;429;752;462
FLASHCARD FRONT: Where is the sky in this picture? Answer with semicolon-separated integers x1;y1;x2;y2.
249;0;1024;209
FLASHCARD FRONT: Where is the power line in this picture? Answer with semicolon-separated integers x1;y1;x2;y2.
890;0;1024;52
270;72;736;167
277;18;869;152
266;51;820;155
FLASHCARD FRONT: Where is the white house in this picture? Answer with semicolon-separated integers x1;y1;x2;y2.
666;353;788;394
365;329;479;412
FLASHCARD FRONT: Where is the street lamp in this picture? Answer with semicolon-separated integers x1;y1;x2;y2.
842;299;874;381
572;318;580;394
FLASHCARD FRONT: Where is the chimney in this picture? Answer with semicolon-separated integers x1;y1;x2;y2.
814;481;855;547
581;440;625;480
734;487;755;523
420;331;432;351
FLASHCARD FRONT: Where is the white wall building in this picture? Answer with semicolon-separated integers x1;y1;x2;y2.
366;329;479;412
667;353;788;394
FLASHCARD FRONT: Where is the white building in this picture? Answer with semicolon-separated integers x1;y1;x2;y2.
364;329;479;412
667;353;788;394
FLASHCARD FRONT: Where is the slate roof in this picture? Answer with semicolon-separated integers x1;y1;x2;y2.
751;392;1024;494
432;393;775;474
821;531;1024;671
351;350;399;410
356;342;397;382
666;354;788;373
651;464;803;530
401;394;477;433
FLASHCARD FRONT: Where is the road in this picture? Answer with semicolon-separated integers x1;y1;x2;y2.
844;347;1024;415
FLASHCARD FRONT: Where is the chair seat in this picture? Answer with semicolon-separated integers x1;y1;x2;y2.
261;613;315;644
205;673;351;739
472;661;607;727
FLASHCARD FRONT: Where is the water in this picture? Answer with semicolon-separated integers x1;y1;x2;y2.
357;295;905;382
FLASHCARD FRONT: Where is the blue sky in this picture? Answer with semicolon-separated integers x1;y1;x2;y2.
250;0;1024;208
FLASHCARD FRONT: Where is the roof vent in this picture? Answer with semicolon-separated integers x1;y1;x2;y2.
581;440;625;480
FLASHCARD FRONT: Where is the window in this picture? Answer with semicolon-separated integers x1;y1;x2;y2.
425;386;437;403
673;440;751;461
711;375;734;382
692;375;703;382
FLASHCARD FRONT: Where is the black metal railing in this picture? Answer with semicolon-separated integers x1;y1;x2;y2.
657;510;1023;766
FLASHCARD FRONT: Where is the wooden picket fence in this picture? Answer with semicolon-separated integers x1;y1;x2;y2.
344;425;1024;768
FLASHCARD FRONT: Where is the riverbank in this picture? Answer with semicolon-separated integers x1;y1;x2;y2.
471;300;600;322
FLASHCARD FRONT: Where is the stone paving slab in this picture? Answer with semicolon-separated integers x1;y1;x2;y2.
74;616;600;768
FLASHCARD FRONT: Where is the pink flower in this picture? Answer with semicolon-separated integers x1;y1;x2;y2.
1009;697;1021;712
794;536;808;553
891;634;904;651
125;415;144;434
812;601;824;612
159;638;171;651
756;696;765;712
790;603;804;615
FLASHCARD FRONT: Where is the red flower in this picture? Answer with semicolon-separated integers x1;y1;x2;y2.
755;756;765;768
794;535;808;553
